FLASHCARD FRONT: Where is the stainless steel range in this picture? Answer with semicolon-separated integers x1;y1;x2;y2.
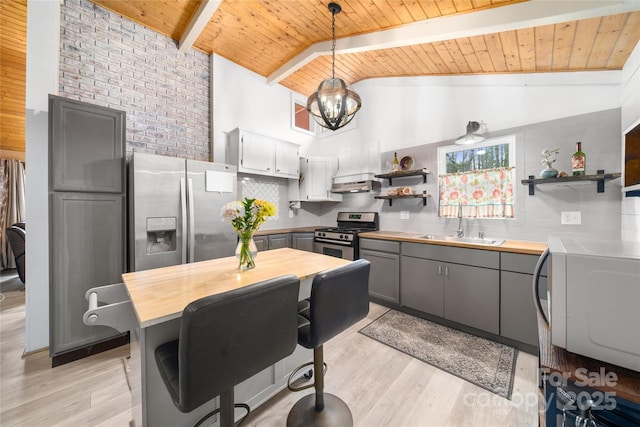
314;212;379;260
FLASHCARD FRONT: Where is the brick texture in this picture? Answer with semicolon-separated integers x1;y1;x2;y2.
59;0;210;161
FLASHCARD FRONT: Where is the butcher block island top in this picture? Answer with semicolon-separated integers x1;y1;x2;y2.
122;248;349;328
359;230;547;255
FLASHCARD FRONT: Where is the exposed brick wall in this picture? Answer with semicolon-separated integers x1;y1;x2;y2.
59;0;210;161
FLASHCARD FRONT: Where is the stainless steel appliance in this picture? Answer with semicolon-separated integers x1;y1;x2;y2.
533;235;640;371
314;212;379;260
129;152;238;272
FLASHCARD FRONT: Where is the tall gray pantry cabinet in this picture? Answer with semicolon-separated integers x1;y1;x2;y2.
48;95;126;361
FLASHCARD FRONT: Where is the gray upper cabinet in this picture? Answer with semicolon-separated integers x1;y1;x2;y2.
49;95;125;193
360;238;400;304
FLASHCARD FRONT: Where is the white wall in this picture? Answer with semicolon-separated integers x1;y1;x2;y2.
211;54;315;162
25;0;60;352
308;71;622;155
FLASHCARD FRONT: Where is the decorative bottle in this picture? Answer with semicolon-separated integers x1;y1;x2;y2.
392;152;399;172
571;142;586;176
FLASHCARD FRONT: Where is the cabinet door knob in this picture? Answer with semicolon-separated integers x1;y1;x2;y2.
445;266;449;277
438;265;442;275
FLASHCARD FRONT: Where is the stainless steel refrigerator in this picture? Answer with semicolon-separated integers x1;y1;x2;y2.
129;152;238;272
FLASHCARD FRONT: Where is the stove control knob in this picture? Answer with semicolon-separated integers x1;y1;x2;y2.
339;234;343;239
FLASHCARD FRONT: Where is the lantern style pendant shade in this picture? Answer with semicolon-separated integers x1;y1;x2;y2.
455;121;485;145
307;3;361;131
307;78;361;131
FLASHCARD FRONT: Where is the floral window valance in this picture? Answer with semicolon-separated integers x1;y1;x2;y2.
439;167;515;218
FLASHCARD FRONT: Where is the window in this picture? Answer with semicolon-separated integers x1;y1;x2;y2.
437;135;516;219
291;93;315;135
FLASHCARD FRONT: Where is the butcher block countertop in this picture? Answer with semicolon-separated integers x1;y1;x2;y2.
359;231;547;255
254;226;325;236
121;248;349;328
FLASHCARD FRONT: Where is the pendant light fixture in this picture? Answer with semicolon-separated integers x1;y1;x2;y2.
455;121;485;145
307;3;361;131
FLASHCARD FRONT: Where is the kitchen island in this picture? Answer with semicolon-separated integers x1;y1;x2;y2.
121;248;349;427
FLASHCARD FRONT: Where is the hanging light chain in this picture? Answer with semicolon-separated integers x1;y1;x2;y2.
331;8;336;79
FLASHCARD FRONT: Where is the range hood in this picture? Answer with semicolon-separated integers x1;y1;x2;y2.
331;145;380;193
331;180;381;193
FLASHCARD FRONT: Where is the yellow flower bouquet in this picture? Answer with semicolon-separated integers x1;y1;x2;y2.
221;197;276;269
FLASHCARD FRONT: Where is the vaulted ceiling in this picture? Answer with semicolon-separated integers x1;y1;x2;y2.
2;1;640;155
91;0;640;96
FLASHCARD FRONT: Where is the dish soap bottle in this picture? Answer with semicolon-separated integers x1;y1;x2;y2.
571;142;586;176
392;152;399;172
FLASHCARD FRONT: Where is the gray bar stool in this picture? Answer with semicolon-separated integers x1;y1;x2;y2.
287;259;371;427
155;275;300;427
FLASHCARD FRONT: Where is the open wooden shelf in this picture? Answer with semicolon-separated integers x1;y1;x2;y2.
375;194;432;206
375;169;431;185
520;170;621;195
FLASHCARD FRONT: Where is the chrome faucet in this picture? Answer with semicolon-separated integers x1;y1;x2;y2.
457;204;464;238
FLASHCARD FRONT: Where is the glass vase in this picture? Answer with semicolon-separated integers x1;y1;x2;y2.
235;231;257;270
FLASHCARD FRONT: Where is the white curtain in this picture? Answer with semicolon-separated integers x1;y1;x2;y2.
438;167;515;219
1;159;26;270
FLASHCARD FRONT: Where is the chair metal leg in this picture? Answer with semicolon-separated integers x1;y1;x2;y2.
220;389;234;427
314;346;324;411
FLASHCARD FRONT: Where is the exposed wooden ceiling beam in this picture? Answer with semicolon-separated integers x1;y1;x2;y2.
267;0;640;86
179;0;221;52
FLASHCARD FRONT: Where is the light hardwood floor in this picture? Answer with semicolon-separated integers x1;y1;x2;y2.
0;283;539;426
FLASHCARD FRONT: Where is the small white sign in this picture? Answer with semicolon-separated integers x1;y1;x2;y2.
205;170;235;193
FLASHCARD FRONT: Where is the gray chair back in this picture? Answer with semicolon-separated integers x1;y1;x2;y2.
300;259;370;349
6;224;25;284
155;274;300;413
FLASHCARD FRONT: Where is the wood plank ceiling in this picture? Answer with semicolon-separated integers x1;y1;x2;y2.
2;0;640;155
0;0;27;156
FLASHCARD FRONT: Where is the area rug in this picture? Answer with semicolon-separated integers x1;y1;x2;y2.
359;310;517;399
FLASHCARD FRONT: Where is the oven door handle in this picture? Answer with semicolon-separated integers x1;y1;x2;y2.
314;238;353;246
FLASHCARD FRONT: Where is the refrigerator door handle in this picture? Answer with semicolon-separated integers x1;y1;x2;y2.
187;178;195;263
180;177;187;265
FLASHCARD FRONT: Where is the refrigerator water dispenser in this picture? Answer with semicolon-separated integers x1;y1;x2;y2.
146;217;177;254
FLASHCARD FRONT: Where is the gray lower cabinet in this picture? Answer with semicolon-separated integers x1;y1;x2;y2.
268;233;291;250
254;236;268;252
444;263;499;334
359;238;400;304
401;256;443;316
292;232;314;252
254;233;293;251
400;242;500;335
500;252;547;347
50;192;125;355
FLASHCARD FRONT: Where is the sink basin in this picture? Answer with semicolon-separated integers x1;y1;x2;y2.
413;234;504;246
